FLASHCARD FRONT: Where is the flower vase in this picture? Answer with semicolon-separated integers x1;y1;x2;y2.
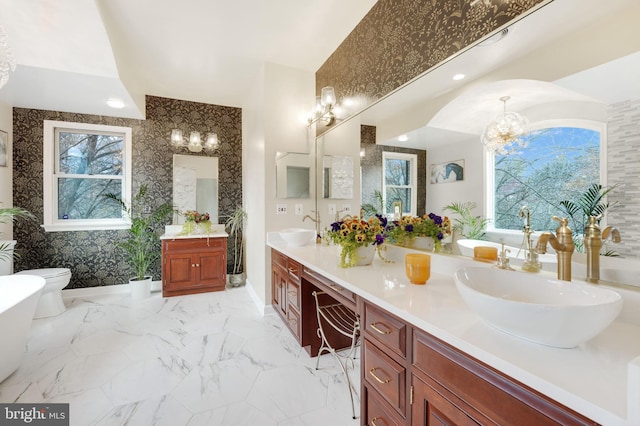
339;245;375;267
410;236;435;251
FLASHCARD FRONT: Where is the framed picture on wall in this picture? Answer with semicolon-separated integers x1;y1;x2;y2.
430;159;464;184
393;201;402;220
0;130;7;167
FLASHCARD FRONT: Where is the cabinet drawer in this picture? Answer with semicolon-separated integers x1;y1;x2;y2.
163;237;225;252
272;249;287;270
365;383;405;426
364;303;407;358
302;267;357;310
287;279;301;311
287;258;302;282
363;339;406;417
286;305;301;341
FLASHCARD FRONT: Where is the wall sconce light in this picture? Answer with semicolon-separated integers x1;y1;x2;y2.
480;96;528;155
171;129;218;153
308;86;337;126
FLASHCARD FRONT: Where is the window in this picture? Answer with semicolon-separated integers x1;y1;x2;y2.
43;121;132;231
487;121;604;233
383;152;417;217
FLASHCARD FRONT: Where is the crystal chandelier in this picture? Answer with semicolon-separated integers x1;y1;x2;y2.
0;25;16;90
481;96;529;155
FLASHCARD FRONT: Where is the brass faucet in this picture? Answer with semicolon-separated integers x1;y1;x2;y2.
303;210;321;243
584;215;621;283
536;216;574;281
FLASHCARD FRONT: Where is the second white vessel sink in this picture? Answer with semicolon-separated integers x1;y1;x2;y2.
454;267;623;348
279;228;316;247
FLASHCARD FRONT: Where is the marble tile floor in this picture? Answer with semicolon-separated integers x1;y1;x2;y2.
0;286;361;426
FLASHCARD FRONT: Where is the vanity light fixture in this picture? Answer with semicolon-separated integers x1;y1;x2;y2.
0;25;16;90
480;96;529;155
170;129;219;153
308;86;337;126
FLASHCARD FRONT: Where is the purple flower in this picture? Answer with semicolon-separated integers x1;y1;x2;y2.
376;214;388;228
429;213;443;225
330;222;341;232
374;234;385;245
437;231;443;240
404;224;414;232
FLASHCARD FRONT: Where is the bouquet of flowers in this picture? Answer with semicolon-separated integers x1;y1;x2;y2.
180;210;212;234
327;214;389;268
387;213;451;250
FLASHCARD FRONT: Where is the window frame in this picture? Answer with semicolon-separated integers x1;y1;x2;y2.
484;118;607;235
382;151;418;217
43;120;132;232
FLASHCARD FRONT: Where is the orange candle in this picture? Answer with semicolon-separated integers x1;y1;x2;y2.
474;246;498;262
405;253;431;285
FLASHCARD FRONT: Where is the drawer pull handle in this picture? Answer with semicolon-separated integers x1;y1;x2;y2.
370;322;392;335
288;290;297;297
370;417;388;426
288;267;297;274
369;368;391;384
196;263;200;267
192;264;196;268
329;284;343;292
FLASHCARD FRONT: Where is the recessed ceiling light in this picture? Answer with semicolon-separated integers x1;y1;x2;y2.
398;134;408;142
453;73;465;81
106;98;125;109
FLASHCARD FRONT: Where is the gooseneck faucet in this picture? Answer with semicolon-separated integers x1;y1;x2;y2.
303;210;321;244
536;216;574;281
584;215;621;283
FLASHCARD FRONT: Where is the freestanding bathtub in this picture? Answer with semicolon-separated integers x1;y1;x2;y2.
0;274;45;383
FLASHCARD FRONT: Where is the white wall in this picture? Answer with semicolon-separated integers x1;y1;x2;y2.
244;62;315;313
0;100;12;239
426;137;484;218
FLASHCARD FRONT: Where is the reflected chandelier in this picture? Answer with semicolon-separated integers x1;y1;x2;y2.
481;96;529;155
0;25;16;90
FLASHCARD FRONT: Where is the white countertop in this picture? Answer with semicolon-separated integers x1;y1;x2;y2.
267;234;640;425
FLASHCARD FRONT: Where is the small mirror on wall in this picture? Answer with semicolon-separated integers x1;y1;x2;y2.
323;155;353;199
275;152;311;199
173;154;219;224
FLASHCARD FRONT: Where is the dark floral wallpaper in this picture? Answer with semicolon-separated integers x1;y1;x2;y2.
316;0;548;130
12;95;242;288
360;125;426;217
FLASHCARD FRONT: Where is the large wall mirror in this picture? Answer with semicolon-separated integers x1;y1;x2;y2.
275;152;311;199
173;154;219;224
315;0;640;277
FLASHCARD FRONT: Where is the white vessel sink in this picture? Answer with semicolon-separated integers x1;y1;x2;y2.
279;228;316;247
454;267;623;348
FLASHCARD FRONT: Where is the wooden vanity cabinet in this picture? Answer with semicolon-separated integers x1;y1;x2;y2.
162;237;227;297
271;249;302;340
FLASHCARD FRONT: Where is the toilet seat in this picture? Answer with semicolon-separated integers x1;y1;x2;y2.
15;268;71;318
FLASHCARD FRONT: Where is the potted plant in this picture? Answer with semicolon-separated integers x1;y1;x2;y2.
387;213;450;252
104;185;173;299
225;206;247;287
0;206;34;275
327;214;389;268
444;202;490;240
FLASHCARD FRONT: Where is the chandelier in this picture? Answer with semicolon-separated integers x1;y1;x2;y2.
0;25;16;90
481;96;529;155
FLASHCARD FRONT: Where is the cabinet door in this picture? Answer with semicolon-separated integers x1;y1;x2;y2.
198;250;225;287
411;375;479;426
272;266;287;316
164;254;195;291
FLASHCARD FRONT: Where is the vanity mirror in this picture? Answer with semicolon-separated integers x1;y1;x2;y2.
314;0;640;275
173;154;219;224
275;152;311;199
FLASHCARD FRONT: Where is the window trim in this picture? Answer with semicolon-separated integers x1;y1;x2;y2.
484;118;607;234
382;151;418;217
43;120;132;232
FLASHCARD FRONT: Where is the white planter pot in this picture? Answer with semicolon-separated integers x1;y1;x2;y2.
354;245;376;266
410;237;435;251
228;273;245;287
0;240;17;276
130;276;152;300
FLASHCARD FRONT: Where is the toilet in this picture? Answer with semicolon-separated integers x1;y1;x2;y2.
14;268;71;318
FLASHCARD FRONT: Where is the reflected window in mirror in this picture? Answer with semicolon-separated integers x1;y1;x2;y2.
383;152;417;217
489;122;602;233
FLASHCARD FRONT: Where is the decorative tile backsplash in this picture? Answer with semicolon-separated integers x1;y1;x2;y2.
13;96;242;288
